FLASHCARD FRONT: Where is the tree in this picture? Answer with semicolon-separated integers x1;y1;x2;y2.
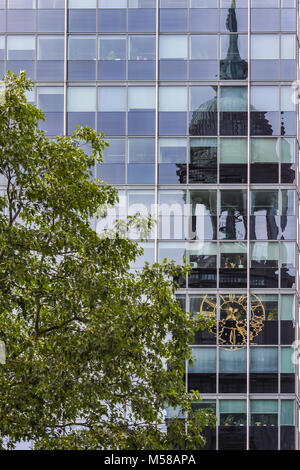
0;72;215;450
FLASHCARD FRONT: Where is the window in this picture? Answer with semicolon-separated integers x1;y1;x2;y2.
189;86;217;136
69;0;96;7
38;36;64;60
8;0;35;7
67;87;96;112
39;0;65;7
190;35;218;60
37;8;65;32
7;9;36;33
99;0;126;6
190;138;217;184
281;401;294;425
7;36;35;60
220;138;247;183
190;190;217;240
37;87;64;112
130;35;155;60
219;400;247;427
99;36;126;60
251;35;279;59
159;36;187;59
99;87;126;112
219;348;247;374
250;347;278;373
250;400;278;426
102;139;126;164
68;36;96;60
189;347;216;373
128;86;156;110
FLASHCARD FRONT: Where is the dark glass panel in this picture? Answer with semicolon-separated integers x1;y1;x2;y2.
37;61;64;81
220;164;247;183
159;112;187;136
68;10;96;32
159;60;187;80
188;269;217;289
37;10;65;32
128;61;156;80
280;427;295;450
280;374;295;393
200;427;216;450
158;164;187;184
280;268;295;288
252;322;278;345
159;8;187;32
128;9;156;32
220;111;248;136
250;164;279;183
281;321;295;345
98;112;126;136
250;112;279;135
250;268;279;288
189;86;217;136
98;164;125;185
250;374;278;393
7;10;35;32
98;61;126;81
98;10;127;33
189;9;218;32
219;427;246;450
127;164;155;184
250;427;278;450
281;163;296;183
219;191;247;241
189;140;217;184
187;373;216;393
189;60;218;80
219;374;247;393
128;111;155;136
219;268;247;288
68;61;96;81
39;113;64;136
67;112;95;136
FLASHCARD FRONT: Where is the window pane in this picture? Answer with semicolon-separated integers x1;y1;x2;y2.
39;0;65;7
68;36;96;60
99;0;126;6
220;348;247;373
189;347;216;373
251;86;279;111
281;35;295;59
251;138;279;162
37;10;65;32
98;87;126;112
128;87;155;110
7;36;35;60
8;0;35;7
159;87;187;111
7;10;35;32
250;347;278;373
220;138;247;163
37;87;64;112
189;86;217;136
281;401;294;425
160;35;187;59
130;35;155;60
281;347;295;373
251;35;279;59
69;0;96;6
99;36;126;60
190;35;217;59
251;242;279;265
38;36;64;60
67;87;96;112
102;139;125;163
128;138;155;163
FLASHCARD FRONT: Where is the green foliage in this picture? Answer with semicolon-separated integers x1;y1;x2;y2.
0;72;215;450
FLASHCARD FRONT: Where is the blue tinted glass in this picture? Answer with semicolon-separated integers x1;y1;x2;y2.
159;60;187;80
160;9;188;32
103;139;126;163
128;164;155;184
99;61;126;80
281;9;297;31
251;9;280;31
37;61;64;80
68;10;96;32
98;164;125;184
128;111;156;136
251;60;279;80
37;10;65;32
67;113;95;135
7;10;36;32
128;9;156;32
38;88;64;112
38;37;64;60
129;61;156;80
68;61;96;80
0;61;4;78
7;61;35;79
281;60;296;80
39;113;64;136
159;112;187;135
281;112;296;136
190;61;218;80
190;9;218;32
129;138;155;162
38;0;65;7
0;11;4;32
98;10;127;32
8;0;35;7
98;112;126;136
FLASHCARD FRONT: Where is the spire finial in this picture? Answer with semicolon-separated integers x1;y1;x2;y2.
232;0;236;7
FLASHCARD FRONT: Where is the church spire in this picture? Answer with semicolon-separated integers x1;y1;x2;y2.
220;1;248;80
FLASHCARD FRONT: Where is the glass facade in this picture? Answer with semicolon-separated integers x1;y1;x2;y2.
0;0;298;451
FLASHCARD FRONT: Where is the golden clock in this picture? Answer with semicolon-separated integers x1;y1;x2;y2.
199;294;265;347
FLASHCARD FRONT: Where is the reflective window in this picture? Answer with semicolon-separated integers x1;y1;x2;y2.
68;36;96;60
189;138;217;184
37;9;65;32
251;86;279;136
7;10;36;33
190;190;217;240
250;347;278;373
190;9;218;32
159;139;187;184
219;190;247;240
190;35;218;79
160;8;188;33
250;190;279;240
189;347;216;373
220;87;248;136
7;36;35;60
102;139;126;164
39;0;65;7
99;0;126;6
250;400;278;426
68;8;96;33
128;87;156;136
38;36;64;60
69;0;96;6
67;87;96;112
37;87;64;112
8;0;35;7
251;9;280;32
220;138;247;183
98;87;126;135
159;86;187;135
189;86;217;136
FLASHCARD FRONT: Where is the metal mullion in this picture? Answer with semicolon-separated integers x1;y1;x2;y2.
63;0;67;137
154;0;159;264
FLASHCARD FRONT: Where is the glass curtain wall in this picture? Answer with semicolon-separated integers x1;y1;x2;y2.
0;0;298;451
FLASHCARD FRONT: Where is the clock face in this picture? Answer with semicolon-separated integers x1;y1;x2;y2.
200;294;265;347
